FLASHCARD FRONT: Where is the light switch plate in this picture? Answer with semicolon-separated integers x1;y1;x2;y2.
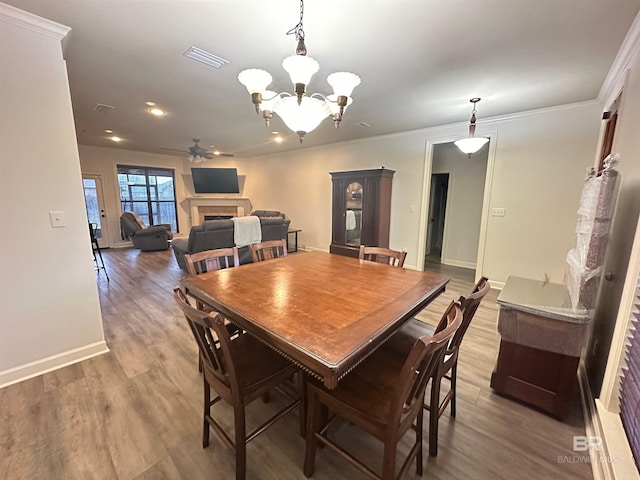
491;207;506;217
49;211;66;227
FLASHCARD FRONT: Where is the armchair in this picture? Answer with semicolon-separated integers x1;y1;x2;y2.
120;211;173;251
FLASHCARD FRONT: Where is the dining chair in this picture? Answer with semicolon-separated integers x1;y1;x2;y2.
383;276;490;457
184;247;243;373
303;301;462;480
358;245;407;268
249;239;288;262
174;287;300;480
184;246;240;275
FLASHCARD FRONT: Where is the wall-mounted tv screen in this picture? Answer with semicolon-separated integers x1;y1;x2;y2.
191;168;240;194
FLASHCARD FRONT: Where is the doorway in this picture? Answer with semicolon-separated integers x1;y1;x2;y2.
421;141;489;282
425;173;449;263
82;174;110;248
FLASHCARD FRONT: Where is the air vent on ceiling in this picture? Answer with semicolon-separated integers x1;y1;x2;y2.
356;122;371;128
183;46;229;69
93;103;115;112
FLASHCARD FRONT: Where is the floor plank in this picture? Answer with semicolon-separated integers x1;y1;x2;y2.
0;248;593;479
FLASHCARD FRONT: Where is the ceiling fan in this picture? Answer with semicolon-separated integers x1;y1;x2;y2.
160;138;234;161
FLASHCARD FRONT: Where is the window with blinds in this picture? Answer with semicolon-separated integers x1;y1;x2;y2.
620;272;640;472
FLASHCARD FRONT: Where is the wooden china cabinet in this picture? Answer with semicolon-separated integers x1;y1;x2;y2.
330;168;395;258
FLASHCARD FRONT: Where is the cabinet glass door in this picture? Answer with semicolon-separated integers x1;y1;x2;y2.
345;181;363;246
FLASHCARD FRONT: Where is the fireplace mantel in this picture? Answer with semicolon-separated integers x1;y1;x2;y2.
187;197;253;225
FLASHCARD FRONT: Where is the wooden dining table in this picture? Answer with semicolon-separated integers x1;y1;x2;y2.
180;251;449;389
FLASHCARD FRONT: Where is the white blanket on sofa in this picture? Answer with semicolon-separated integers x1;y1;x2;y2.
232;216;262;247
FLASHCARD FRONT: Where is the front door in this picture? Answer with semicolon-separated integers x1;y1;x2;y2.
82;174;110;248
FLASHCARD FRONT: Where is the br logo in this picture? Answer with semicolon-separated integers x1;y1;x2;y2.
573;436;603;452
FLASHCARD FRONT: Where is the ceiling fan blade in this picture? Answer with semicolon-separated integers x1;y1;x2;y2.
160;147;189;153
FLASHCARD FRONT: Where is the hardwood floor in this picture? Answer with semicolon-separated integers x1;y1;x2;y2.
0;248;593;480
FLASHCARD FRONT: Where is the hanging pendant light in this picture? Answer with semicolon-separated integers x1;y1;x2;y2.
454;98;489;156
238;0;360;143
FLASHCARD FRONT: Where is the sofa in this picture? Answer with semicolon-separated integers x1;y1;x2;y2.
172;214;290;271
120;211;173;251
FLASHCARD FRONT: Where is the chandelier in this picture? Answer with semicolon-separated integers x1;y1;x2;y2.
454;98;489;156
238;0;361;143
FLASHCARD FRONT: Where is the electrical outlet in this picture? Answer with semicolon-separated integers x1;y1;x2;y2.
49;211;66;228
491;207;506;217
408;205;416;213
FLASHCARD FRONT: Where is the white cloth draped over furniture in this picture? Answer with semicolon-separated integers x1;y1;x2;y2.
346;210;356;231
232;216;262;247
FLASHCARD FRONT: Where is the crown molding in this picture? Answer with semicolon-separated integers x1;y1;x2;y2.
0;2;70;40
598;10;640;106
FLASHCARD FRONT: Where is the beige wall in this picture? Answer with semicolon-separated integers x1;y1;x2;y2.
245;101;602;279
0;5;106;386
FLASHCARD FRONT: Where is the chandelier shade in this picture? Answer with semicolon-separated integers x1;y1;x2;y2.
282;55;319;86
237;0;360;142
454;137;489;154
273;96;331;140
327;72;361;97
237;69;272;95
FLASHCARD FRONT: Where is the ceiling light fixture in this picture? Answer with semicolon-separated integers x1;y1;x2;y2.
454;98;489;157
238;0;360;143
109;136;123;143
148;108;166;116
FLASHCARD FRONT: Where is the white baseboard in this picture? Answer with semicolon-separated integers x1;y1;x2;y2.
441;258;476;270
489;279;505;290
0;341;109;389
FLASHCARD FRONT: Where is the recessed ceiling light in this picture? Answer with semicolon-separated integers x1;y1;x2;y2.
105;129;113;133
210;145;215;148
271;131;279;135
145;101;156;106
109;136;123;142
274;136;283;143
148;108;166;116
213;151;221;156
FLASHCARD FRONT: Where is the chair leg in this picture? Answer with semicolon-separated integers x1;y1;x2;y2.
299;372;308;437
303;390;320;478
198;355;203;373
234;405;247;480
382;437;398;480
202;379;211;448
450;362;458;418
429;376;441;457
416;406;424;476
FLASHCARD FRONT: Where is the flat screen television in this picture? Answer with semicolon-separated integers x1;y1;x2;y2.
191;168;240;194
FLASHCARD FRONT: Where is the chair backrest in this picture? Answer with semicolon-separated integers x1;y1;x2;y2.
359;245;407;268
185;247;240;275
173;287;239;394
120;211;146;238
249;239;288;262
390;301;462;422
449;276;490;354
